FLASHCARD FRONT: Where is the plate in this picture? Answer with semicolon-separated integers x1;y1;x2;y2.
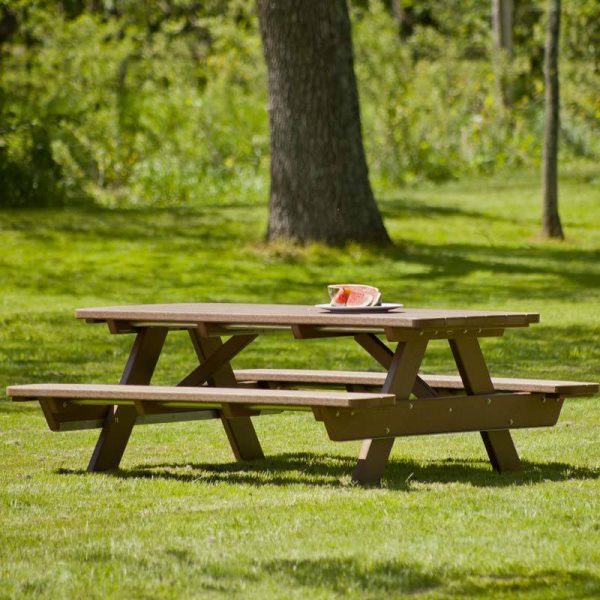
314;303;403;313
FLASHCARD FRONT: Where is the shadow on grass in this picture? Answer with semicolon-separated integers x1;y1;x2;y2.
2;204;600;303
263;557;600;598
265;557;440;596
58;452;600;490
375;240;600;295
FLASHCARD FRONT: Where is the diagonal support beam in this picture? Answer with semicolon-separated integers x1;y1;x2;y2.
188;329;264;461
354;333;437;398
179;334;257;387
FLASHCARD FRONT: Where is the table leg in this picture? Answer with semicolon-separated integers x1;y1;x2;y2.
189;330;264;461
87;327;167;472
449;336;522;472
352;339;428;486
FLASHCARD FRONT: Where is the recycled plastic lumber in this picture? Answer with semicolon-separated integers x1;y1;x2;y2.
11;301;598;486
76;302;539;331
7;383;396;409
233;369;599;397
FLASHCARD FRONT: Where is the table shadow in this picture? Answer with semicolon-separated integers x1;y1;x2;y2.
57;452;600;490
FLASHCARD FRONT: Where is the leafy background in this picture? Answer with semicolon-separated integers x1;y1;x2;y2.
1;0;599;208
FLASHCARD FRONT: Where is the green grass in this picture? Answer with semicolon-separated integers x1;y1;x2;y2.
1;164;599;599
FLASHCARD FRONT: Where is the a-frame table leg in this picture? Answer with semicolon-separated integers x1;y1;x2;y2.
449;336;522;472
189;330;264;461
352;339;428;486
88;327;167;472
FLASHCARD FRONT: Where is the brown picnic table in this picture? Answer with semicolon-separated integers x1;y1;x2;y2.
7;303;599;485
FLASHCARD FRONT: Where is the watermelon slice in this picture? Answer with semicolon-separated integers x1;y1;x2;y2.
327;284;381;307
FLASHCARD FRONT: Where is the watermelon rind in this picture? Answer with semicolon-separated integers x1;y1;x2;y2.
327;284;381;307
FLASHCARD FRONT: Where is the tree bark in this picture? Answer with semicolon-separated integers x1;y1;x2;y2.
257;0;391;246
541;0;564;239
491;0;514;107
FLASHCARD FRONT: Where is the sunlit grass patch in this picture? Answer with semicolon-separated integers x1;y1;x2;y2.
1;166;599;598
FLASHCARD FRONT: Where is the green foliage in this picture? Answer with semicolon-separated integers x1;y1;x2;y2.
353;0;600;185
0;0;599;206
0;0;268;208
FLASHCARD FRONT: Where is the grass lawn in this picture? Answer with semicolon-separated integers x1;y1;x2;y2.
1;164;599;599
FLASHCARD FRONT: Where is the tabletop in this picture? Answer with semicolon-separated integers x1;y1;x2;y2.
76;302;540;330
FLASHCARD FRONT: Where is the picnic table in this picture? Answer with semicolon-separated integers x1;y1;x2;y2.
7;303;599;485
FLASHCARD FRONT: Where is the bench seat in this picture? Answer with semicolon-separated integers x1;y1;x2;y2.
7;383;395;409
234;369;599;397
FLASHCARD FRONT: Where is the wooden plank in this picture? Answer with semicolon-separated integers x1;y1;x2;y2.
7;383;396;409
384;328;506;342
178;334;257;386
188;330;265;461
75;303;540;330
106;320;137;334
323;393;563;441
38;398;109;431
449;336;522;472
197;323;290;337
34;403;218;430
354;333;394;368
352;333;435;398
87;327;167;472
136;410;219;425
292;324;357;339
232;369;598;396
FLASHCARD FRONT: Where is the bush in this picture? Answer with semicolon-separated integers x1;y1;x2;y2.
0;0;598;207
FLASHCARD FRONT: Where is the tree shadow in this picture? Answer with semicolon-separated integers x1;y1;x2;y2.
262;556;600;598
57;451;600;490
378;196;490;221
264;556;440;596
373;239;600;294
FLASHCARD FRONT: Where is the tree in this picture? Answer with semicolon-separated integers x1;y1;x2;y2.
541;0;564;239
257;0;391;246
491;0;514;107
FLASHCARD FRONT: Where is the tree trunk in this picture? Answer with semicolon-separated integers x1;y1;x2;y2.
541;0;564;239
390;0;413;40
257;0;391;246
491;0;514;107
